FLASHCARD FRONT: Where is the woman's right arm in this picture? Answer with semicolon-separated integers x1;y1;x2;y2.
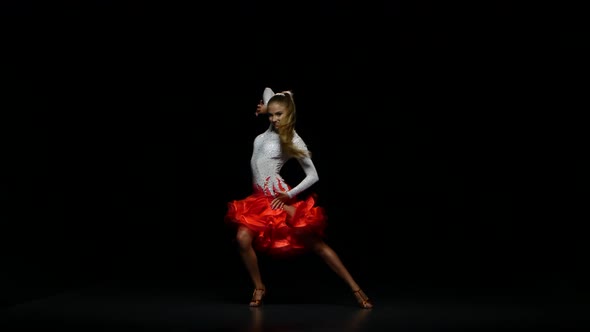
256;87;274;116
256;99;267;116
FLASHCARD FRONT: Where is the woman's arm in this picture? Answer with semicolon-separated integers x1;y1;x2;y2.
286;155;319;199
262;87;274;105
255;87;274;116
255;99;267;116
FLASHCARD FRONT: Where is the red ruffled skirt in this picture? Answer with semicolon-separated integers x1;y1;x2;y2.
225;189;327;257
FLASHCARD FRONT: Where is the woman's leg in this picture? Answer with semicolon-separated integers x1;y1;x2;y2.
306;236;360;290
236;226;266;305
285;204;372;308
306;236;373;308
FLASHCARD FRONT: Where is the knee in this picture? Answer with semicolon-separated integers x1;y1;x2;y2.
236;229;253;249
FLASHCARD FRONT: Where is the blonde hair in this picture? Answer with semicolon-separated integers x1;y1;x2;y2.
268;91;310;159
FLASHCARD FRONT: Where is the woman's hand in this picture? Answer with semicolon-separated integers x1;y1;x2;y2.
255;99;267;116
271;191;295;217
274;192;290;204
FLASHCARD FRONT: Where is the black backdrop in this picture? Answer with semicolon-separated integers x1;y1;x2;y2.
3;4;588;307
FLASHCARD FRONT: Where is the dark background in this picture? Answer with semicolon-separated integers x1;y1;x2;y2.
2;1;587;308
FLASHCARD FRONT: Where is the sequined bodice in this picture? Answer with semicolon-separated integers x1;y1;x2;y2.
251;125;319;198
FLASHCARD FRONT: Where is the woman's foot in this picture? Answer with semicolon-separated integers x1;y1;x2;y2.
249;288;266;307
352;289;373;309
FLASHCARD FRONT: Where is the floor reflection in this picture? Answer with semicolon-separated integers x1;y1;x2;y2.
345;308;372;330
246;305;373;331
248;307;264;332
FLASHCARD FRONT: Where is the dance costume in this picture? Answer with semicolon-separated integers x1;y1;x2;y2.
225;90;327;256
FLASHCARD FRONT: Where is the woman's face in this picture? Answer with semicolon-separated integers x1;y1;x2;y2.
268;102;288;130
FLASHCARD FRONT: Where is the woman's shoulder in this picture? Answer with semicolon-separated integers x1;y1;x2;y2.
292;131;308;148
293;129;308;141
254;126;273;141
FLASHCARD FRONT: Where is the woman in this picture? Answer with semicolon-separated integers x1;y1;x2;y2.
225;87;373;309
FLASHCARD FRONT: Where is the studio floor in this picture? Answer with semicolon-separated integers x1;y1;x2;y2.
2;281;587;331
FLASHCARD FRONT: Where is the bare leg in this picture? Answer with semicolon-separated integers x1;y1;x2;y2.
307;236;373;308
307;237;360;290
236;226;266;305
283;205;296;218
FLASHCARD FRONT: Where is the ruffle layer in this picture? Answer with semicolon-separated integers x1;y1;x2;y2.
225;192;327;257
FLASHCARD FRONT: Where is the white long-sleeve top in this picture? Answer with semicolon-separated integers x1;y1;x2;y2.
251;124;319;198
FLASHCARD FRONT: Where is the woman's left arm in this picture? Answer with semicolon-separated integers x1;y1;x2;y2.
272;155;318;210
285;155;319;199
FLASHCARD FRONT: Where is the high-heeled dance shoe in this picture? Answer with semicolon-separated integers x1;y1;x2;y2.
249;288;266;307
352;289;373;309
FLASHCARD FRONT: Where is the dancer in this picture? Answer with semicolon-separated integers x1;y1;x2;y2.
225;87;373;309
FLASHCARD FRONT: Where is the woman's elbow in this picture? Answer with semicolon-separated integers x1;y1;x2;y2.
312;174;319;184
